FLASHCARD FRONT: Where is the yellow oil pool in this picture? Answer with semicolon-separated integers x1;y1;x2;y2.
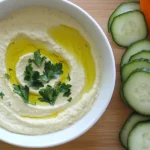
50;25;96;93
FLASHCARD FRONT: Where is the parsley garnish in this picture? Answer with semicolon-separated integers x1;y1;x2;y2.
24;63;33;81
5;73;10;80
24;52;63;89
0;92;4;99
13;84;29;103
38;82;72;105
22;50;72;105
55;82;72;97
32;50;46;67
24;63;44;89
67;74;71;81
41;61;63;83
67;97;72;102
38;85;57;105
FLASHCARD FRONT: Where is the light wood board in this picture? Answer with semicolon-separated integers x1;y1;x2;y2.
0;0;139;149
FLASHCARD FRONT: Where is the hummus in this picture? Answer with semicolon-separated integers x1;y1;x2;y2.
0;6;102;135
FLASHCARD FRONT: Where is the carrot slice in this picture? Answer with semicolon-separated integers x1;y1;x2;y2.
140;0;150;30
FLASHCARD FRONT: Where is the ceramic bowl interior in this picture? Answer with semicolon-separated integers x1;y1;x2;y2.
0;0;116;148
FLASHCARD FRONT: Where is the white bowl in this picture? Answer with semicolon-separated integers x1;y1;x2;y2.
0;0;116;148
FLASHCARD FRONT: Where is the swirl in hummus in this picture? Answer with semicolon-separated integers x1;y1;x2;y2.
0;6;101;135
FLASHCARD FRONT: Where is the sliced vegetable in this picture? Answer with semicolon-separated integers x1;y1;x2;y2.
122;68;150;115
141;0;150;30
108;1;140;32
128;121;150;150
108;1;150;150
120;85;128;105
111;10;148;47
120;113;150;148
121;59;150;81
121;40;150;67
129;50;150;62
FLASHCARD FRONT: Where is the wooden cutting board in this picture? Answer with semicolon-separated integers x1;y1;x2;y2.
0;0;139;149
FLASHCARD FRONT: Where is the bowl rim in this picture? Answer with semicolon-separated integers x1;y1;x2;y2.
0;0;116;148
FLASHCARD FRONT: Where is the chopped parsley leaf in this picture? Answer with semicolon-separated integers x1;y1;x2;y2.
38;82;72;105
5;73;10;80
32;50;46;67
24;63;44;89
0;92;5;99
67;97;72;102
13;84;29;104
41;61;63;83
67;74;71;81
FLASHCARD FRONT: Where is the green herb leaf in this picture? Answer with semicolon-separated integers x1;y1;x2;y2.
32;50;46;67
13;84;29;103
38;85;57;105
38;82;72;105
28;59;33;64
67;74;71;81
55;82;72;96
5;73;10;80
42;61;63;82
24;64;44;89
24;63;33;81
67;97;72;102
0;92;5;99
28;71;44;89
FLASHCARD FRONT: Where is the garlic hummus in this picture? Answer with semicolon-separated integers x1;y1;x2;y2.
0;6;101;135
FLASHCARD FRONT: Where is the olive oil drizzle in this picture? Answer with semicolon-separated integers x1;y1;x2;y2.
5;25;96;119
50;25;96;94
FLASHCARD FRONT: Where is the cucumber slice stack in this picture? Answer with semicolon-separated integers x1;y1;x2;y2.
128;121;150;150
120;113;150;148
108;2;140;32
120;40;150;112
108;1;150;150
108;2;148;48
119;38;150;150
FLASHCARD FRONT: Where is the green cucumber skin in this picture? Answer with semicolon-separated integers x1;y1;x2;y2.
119;113;150;148
121;40;150;68
122;68;150;115
108;1;140;32
128;121;150;150
120;84;129;106
121;59;150;81
119;113;134;149
110;10;148;48
129;50;150;62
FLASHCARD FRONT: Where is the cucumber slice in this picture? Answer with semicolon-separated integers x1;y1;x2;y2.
108;1;140;32
120;113;150;148
120;84;129;105
128;121;150;150
121;40;150;67
121;59;150;81
122;68;150;115
111;11;148;48
129;50;150;62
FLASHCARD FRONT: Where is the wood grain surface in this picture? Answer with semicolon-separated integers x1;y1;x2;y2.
0;0;139;149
